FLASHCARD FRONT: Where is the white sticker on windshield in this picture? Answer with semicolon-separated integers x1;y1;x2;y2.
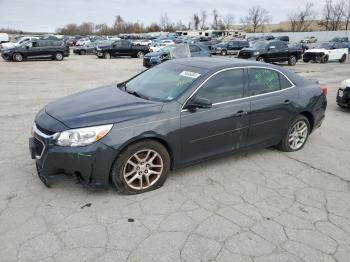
179;71;201;79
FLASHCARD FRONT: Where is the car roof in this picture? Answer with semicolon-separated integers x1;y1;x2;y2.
169;57;275;70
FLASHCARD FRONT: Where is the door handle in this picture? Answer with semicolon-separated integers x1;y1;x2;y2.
284;99;292;104
234;110;248;117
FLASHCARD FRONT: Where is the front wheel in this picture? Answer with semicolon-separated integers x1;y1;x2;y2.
111;140;170;194
54;52;63;61
80;50;86;55
339;54;346;63
13;53;23;62
220;49;227;56
320;55;328;63
103;52;111;59
257;56;266;63
276;115;310;152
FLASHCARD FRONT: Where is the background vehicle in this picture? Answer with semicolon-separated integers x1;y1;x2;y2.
132;39;152;46
73;42;98;55
277;36;290;42
1;40;69;62
337;79;350;108
0;33;9;43
29;58;327;193
303;42;348;63
96;40;150;59
1;36;39;49
289;43;309;54
238;40;302;66
75;38;91;46
143;44;209;67
301;36;317;43
65;38;77;47
211;40;249;56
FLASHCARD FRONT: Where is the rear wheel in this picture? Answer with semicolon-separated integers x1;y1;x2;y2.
13;53;23;62
303;58;309;63
288;55;297;66
339;54;346;63
111;140;170;194
103;52;111;59
137;51;145;58
276;115;310;152
54;52;63;61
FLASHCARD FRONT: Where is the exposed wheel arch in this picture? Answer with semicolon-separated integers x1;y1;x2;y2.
299;111;314;132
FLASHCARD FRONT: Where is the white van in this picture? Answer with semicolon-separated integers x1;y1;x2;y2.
0;33;9;43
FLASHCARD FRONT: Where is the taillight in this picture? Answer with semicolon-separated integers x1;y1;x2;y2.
320;85;328;96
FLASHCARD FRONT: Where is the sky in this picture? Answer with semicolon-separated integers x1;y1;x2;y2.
0;0;319;33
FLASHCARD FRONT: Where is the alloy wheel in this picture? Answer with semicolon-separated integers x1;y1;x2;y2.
123;149;163;190
288;121;308;150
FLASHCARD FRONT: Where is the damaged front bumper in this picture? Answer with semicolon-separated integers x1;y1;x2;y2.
29;123;118;189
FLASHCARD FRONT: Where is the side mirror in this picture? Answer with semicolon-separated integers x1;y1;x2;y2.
186;97;212;112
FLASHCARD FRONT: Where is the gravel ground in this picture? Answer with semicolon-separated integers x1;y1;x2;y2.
0;54;349;262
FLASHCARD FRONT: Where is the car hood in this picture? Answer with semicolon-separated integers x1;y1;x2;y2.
45;84;163;129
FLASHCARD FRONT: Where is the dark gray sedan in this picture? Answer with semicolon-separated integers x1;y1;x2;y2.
29;58;327;194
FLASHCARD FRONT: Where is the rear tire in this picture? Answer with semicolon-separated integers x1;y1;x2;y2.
111;140;170;194
54;52;63;61
276;115;310;152
288;55;297;66
339;54;346;63
137;51;145;58
13;53;23;62
303;58;309;63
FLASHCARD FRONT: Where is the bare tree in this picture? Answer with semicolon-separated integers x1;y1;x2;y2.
212;9;220;30
319;0;333;30
223;14;235;29
159;13;174;31
345;0;350;30
241;6;270;32
193;13;200;30
200;10;208;29
288;2;317;32
330;0;345;30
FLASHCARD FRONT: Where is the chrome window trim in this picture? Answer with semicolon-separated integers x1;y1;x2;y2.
181;66;295;112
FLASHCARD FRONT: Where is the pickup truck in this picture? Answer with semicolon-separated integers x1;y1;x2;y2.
96;40;150;59
237;40;302;66
303;42;348;63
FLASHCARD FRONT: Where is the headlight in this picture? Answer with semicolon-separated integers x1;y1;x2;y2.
253;51;260;56
55;124;113;147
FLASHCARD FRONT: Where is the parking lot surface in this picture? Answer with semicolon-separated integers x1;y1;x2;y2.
0;55;349;262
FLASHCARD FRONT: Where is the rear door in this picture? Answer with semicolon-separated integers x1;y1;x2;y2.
180;68;250;164
246;67;298;148
189;45;203;57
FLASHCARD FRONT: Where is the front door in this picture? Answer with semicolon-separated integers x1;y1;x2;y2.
180;68;250;164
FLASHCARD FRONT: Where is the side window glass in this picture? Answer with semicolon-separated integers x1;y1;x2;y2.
194;69;244;103
248;68;280;95
279;74;293;89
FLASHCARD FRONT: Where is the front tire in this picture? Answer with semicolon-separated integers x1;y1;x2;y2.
13;53;23;62
288;55;297;66
103;52;111;59
220;49;227;56
111;140;170;194
276;115;310;152
80;50;86;55
257;56;266;63
137;51;145;58
320;55;328;63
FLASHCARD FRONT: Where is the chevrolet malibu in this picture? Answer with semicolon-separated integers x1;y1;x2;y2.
29;58;327;194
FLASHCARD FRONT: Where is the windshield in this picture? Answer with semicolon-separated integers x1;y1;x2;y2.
124;63;205;102
317;43;331;49
251;41;268;49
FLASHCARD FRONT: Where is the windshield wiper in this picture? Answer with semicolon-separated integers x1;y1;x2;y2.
126;90;149;100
